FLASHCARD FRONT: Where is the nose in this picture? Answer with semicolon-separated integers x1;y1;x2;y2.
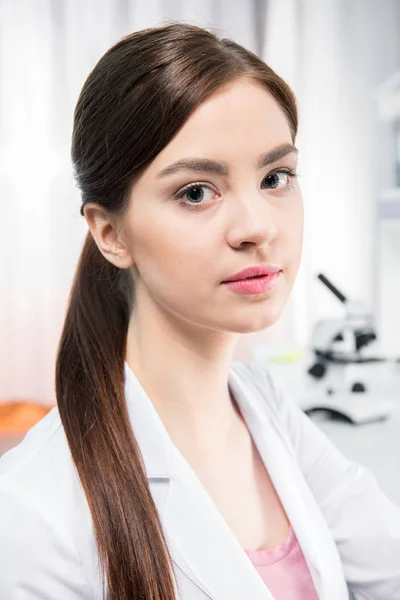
225;195;279;250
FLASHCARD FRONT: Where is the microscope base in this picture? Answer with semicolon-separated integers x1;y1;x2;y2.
300;393;395;425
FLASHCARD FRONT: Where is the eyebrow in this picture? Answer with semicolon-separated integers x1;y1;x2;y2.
156;143;298;179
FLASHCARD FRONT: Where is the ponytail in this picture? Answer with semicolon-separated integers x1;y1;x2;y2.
55;232;177;599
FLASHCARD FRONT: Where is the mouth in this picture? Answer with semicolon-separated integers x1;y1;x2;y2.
221;264;283;284
224;271;281;283
222;271;282;295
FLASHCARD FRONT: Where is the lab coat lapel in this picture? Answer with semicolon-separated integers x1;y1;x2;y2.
228;364;350;600
124;361;274;600
123;360;349;600
162;444;275;600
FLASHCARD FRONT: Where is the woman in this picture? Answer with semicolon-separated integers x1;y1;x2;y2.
0;22;399;600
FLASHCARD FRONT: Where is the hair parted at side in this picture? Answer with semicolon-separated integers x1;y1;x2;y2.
56;21;298;600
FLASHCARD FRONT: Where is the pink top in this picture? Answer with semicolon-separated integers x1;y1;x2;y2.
244;526;319;599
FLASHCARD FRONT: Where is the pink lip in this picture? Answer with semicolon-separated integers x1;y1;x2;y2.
222;271;281;295
222;264;282;283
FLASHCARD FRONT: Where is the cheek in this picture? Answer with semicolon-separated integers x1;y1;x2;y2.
132;220;212;291
287;198;303;244
280;204;303;277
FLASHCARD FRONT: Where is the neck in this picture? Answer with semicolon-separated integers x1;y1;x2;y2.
125;303;240;448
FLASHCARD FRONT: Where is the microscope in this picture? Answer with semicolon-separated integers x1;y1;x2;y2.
301;274;395;424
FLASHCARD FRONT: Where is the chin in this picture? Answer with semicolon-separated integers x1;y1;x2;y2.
224;302;285;334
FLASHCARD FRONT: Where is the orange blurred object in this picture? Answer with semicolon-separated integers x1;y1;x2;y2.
0;400;53;433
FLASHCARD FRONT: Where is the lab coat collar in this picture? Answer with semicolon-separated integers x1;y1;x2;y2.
123;360;349;600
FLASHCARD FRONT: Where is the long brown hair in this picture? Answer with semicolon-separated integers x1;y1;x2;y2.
56;22;298;600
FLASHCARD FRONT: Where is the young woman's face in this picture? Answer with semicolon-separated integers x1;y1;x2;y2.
123;77;303;334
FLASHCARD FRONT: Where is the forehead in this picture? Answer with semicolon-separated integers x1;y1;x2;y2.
145;78;293;177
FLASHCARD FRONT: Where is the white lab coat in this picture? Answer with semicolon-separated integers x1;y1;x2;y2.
0;360;400;600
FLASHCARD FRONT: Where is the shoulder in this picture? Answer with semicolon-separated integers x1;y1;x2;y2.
1;405;63;476
0;406;92;559
230;359;312;456
0;406;79;506
230;359;290;417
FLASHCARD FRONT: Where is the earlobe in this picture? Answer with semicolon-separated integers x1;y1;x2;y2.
83;207;134;270
93;243;135;271
97;237;134;270
111;251;135;270
107;230;135;270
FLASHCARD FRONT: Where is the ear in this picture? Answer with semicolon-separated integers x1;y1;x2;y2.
83;203;134;269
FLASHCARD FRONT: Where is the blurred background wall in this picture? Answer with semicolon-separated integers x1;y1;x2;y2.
1;0;400;404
